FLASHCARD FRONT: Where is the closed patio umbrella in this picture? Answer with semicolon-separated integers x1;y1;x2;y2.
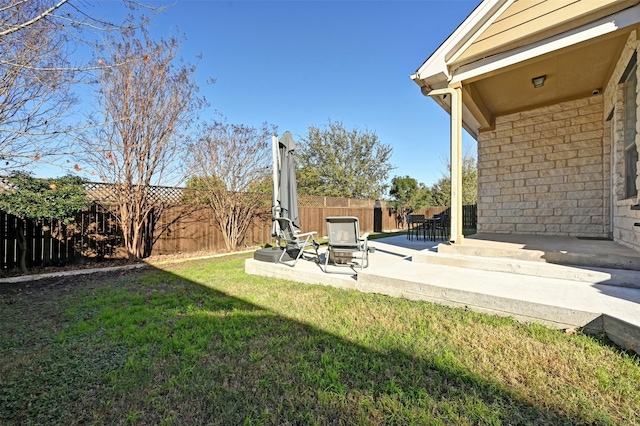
272;131;300;229
256;131;303;263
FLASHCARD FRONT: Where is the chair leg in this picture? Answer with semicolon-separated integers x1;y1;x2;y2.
324;248;330;272
360;240;369;269
440;225;447;241
277;246;287;264
290;236;315;266
292;247;304;266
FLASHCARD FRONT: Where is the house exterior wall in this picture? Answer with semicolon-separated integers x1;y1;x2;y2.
476;96;608;237
476;29;640;251
604;31;640;252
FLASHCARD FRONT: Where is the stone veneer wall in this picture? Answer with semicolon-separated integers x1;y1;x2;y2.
605;31;640;252
477;96;608;237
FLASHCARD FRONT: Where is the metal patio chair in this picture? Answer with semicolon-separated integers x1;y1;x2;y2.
407;214;426;241
273;217;320;266
324;216;370;272
433;213;450;241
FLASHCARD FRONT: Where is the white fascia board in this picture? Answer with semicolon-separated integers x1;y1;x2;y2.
450;3;640;85
413;0;507;83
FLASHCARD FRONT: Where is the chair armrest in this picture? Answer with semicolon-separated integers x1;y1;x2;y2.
296;231;317;238
359;233;369;240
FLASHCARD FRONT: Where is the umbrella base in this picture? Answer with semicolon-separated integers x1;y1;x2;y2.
253;247;294;263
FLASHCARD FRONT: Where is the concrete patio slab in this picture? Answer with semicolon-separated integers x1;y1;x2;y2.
245;234;640;354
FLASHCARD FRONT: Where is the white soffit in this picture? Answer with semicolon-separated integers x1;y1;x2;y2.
449;3;640;85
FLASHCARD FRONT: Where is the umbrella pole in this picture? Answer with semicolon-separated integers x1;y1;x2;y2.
272;134;282;247
272;133;281;218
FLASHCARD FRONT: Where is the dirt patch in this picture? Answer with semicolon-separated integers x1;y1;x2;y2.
0;267;151;300
0;248;255;305
1;251;219;278
0;258;141;279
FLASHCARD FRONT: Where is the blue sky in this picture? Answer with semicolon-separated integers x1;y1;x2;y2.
151;0;480;188
36;0;480;188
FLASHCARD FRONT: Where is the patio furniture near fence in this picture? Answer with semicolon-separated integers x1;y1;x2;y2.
433;214;449;241
407;214;425;240
324;216;370;272
407;213;450;242
273;217;320;266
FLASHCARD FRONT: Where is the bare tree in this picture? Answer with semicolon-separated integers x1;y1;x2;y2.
186;117;274;251
78;26;205;260
0;0;162;170
1;0;75;169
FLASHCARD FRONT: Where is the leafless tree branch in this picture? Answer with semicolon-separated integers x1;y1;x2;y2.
76;24;206;259
0;0;69;37
185;116;275;251
0;0;166;170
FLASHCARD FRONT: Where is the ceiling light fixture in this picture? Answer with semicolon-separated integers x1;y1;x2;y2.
532;75;546;89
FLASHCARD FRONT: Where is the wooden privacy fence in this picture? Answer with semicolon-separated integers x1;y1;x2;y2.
0;186;477;271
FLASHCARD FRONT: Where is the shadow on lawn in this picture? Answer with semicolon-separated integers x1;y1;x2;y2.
0;258;608;425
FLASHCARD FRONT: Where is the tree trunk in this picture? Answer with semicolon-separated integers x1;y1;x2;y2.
16;223;28;274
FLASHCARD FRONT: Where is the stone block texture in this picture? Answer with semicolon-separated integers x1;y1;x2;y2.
477;96;609;237
475;30;640;251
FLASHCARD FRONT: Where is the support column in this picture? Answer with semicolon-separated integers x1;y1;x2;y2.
426;84;464;244
450;84;463;244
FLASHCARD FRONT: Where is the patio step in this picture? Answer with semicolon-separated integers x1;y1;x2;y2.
411;250;640;290
437;236;640;271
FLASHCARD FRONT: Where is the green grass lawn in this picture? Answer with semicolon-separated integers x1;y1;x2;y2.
1;253;638;425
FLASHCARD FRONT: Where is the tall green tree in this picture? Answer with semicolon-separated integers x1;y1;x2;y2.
431;154;478;206
297;121;394;199
0;172;89;273
389;175;433;216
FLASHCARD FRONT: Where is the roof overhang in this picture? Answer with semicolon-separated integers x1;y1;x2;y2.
450;4;640;85
411;0;509;90
411;0;640;139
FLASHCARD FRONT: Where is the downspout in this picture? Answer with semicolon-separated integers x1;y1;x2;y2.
422;83;464;244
